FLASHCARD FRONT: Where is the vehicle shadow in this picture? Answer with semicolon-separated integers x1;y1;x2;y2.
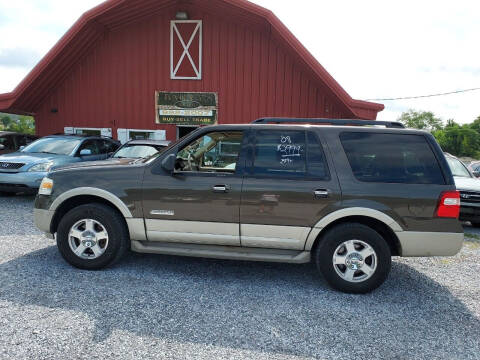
0;246;479;359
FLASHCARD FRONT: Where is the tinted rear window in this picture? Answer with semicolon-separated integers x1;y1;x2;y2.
340;132;445;184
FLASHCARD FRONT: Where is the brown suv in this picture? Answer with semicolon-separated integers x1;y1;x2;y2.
34;119;463;293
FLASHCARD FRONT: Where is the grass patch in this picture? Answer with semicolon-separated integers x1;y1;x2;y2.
464;233;480;241
464;241;480;250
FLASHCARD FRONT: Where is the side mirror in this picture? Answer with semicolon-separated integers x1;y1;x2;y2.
19;146;25;151
161;153;177;173
0;144;4;151
473;171;480;178
80;149;92;156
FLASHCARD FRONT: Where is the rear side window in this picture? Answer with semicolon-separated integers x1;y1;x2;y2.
307;132;329;179
340;132;445;184
253;130;329;179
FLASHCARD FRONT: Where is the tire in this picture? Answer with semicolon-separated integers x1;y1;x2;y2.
314;223;391;294
56;203;129;270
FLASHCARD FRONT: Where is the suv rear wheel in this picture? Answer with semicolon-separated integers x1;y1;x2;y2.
56;203;129;270
314;223;391;294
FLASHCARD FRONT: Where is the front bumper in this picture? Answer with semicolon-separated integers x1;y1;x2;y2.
34;208;55;237
0;171;47;193
459;202;480;223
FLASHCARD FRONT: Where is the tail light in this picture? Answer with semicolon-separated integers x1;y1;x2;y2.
436;191;460;218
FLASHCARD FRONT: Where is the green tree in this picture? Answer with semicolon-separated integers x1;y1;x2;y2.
8;116;35;134
445;119;459;129
397;110;443;132
1;115;12;129
469;115;480;133
434;127;480;158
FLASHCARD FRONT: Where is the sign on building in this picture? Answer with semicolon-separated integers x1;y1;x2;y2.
156;91;218;126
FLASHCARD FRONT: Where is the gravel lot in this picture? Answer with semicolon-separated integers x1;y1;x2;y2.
0;195;479;360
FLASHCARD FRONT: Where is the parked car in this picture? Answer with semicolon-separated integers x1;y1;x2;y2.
0;131;37;155
445;153;480;227
34;119;463;294
111;140;170;160
467;161;480;178
0;134;120;194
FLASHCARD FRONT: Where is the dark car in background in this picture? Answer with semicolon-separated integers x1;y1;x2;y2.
467;161;480;178
0;131;37;155
112;140;170;160
0;134;119;194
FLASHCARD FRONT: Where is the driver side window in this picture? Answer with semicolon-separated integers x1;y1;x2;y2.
77;140;100;155
176;131;243;173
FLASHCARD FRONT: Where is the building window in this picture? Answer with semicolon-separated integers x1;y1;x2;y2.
117;129;167;144
170;20;202;80
64;127;112;137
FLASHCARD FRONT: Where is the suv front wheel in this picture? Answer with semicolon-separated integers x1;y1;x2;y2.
56;203;129;270
314;223;391;294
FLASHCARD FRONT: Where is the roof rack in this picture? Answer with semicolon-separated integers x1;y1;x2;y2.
252;118;405;129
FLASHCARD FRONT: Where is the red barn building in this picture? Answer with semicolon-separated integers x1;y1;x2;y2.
0;0;383;142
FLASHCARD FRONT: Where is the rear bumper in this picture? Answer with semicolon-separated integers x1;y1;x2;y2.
397;231;464;257
0;171;47;193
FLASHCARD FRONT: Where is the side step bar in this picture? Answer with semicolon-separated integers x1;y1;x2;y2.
131;241;311;264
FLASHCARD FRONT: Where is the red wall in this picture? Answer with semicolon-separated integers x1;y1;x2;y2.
35;7;354;141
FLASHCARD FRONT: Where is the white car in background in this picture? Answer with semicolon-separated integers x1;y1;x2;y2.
445;153;480;227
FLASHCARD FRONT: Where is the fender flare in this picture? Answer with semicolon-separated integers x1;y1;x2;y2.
305;207;403;251
50;187;133;218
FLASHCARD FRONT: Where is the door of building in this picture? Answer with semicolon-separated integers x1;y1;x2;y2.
177;126;198;140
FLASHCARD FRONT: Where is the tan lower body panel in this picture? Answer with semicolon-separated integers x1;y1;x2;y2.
131;240;311;263
240;224;311;250
126;218;147;241
145;219;240;246
397;231;464;257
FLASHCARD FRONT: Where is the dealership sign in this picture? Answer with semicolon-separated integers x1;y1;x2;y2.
156;92;218;125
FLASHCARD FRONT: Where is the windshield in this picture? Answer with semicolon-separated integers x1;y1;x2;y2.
446;157;471;178
22;137;81;155
113;145;161;159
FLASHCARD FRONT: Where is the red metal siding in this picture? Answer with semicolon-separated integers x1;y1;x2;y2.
36;6;356;141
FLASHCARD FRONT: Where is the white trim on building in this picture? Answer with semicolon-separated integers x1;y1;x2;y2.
170;20;202;80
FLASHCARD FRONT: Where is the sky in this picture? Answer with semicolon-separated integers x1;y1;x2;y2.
0;0;479;123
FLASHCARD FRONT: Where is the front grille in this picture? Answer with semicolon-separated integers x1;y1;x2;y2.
460;191;480;203
0;162;25;170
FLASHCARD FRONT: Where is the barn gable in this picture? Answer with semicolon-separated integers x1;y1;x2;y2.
0;0;384;139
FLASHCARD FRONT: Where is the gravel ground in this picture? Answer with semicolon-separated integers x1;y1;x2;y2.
0;195;479;360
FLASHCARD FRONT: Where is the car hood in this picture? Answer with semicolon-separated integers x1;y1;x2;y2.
453;176;480;192
53;158;138;172
0;152;71;165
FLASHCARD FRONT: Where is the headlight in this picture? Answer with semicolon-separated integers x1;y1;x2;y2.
38;178;54;196
28;162;53;172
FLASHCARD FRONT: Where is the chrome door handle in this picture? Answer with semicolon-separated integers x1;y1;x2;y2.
213;185;230;193
314;189;330;198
